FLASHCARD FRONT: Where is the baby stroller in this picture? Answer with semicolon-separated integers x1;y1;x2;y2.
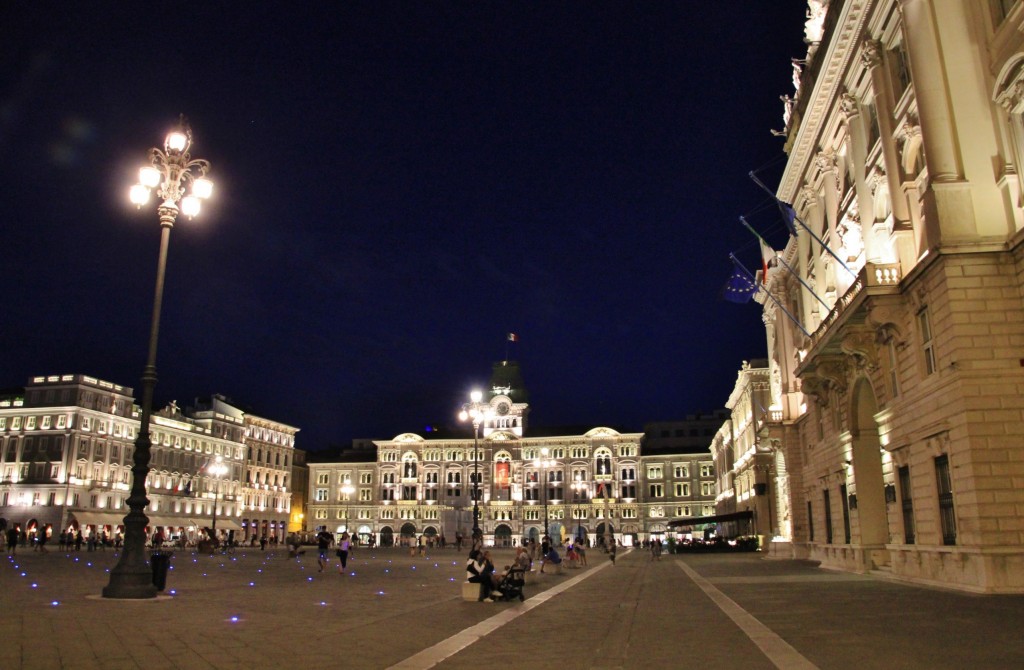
495;566;526;602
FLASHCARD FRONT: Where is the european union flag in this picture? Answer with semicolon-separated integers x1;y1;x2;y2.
721;262;758;304
779;201;799;236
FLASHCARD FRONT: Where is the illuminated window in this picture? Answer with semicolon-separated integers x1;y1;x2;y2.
918;307;937;376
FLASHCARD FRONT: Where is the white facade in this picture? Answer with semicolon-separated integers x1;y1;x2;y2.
756;0;1024;592
307;391;717;547
0;375;293;545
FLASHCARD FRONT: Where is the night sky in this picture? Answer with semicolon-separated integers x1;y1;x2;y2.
2;3;808;450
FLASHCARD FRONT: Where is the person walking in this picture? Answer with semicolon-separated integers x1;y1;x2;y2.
316;529;334;572
609;539;617;565
336;532;351;573
6;526;19;554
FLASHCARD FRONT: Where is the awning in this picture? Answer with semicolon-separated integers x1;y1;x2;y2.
667;510;754;528
146;517;191;528
211;519;243;532
70;511;127;527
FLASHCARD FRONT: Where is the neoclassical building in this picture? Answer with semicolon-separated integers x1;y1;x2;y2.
307;363;717;547
753;0;1024;592
0;375;295;545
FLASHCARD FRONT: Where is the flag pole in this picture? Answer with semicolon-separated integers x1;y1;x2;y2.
740;217;831;313
730;253;810;338
748;170;857;279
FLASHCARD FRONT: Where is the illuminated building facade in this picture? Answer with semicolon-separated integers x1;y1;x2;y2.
756;0;1024;592
0;375;293;545
307;365;718;547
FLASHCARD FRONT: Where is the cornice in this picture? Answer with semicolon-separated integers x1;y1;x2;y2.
780;0;875;203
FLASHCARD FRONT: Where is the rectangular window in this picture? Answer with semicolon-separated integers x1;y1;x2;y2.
898;465;915;544
424;488;438;501
918;308;937;376
524;488;538;501
360;472;372;484
315;488;328;502
700;464;714;477
807;501;814;542
823;489;833;544
621;485;636;498
649;484;663;498
840;484;851;544
674;483;690;497
935;455;956;545
647;466;663;479
888;340;900;398
674;465;689;478
316;473;329;485
359;489;371;502
701;482;713;496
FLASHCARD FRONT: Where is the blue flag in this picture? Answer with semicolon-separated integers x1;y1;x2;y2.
721;261;758;304
779;201;799;236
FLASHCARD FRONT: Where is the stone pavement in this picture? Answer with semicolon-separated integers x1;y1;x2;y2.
2;544;1023;669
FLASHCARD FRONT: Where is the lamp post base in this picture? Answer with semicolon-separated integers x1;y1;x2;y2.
102;511;157;599
102;567;157;599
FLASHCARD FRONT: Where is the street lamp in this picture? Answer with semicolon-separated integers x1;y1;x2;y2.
340;482;355;535
571;476;588;541
458;390;491;538
208;456;228;546
533;447;556;542
103;117;213;599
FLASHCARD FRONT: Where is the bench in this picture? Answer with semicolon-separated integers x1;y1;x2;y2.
461;581;481;601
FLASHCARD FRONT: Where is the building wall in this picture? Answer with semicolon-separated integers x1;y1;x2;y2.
757;0;1024;592
307;394;718;546
0;375;294;546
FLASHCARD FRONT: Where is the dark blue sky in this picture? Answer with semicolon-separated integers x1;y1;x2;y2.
2;3;807;450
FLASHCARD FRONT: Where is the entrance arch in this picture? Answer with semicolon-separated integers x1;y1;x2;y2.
850;377;888;548
494;524;512;547
380;526;394;547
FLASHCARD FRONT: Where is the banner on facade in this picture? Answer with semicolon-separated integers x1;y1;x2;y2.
495;461;510;489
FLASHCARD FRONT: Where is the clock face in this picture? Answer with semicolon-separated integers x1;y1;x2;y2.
496;401;510;416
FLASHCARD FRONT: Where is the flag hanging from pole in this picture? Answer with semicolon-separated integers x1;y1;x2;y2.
507;333;518;342
720;259;758;304
760;240;776;284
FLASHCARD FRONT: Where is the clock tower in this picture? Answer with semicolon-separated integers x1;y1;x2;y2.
482;360;529;438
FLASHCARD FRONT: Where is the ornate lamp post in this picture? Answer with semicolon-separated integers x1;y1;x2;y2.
533;447;556;542
340;483;355;534
459;390;493;538
103;118;212;599
571;476;588;541
208;456;228;546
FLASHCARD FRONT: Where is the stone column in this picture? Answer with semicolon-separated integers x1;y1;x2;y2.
839;93;882;263
862;40;911;226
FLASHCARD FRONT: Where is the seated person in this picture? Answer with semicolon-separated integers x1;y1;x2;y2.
513;546;531;572
565;544;579;566
466;550;500;601
540;547;562;573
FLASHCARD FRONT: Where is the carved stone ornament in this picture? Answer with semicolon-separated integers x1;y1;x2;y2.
897;120;921;147
840;92;860;120
799;355;849;406
861;39;883;70
840;329;879;371
800;185;819;209
867;303;903;344
815;149;837;174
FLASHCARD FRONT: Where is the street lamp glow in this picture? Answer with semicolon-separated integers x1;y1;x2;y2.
165;131;188;153
459;389;491;539
139;166;161;188
208;456;228;547
103;115;213;600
